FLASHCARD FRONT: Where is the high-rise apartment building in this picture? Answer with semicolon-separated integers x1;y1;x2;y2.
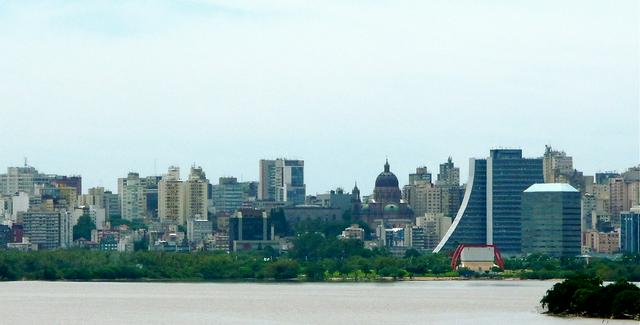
118;173;146;221
183;166;209;222
22;210;72;250
158;166;183;225
521;184;581;257
258;159;305;205
437;157;460;186
0;166;49;195
543;145;573;184
403;159;462;220
435;149;543;254
409;167;432;185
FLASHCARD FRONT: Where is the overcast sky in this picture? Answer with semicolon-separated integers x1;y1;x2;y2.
0;0;638;195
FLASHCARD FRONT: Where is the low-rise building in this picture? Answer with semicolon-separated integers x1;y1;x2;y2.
340;224;365;241
582;230;620;254
187;219;213;244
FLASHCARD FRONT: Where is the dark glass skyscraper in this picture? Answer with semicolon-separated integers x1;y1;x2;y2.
621;208;640;254
435;149;543;254
521;183;581;257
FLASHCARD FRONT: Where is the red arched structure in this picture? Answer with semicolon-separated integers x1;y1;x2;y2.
450;244;505;270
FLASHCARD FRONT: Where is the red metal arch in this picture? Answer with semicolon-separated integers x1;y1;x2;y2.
451;244;504;270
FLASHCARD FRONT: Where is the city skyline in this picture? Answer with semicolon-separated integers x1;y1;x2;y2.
0;1;637;196
1;144;636;197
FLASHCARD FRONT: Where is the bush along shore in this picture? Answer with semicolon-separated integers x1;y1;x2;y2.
0;242;639;283
541;275;640;320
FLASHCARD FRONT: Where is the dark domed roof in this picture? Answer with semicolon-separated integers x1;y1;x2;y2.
375;160;399;188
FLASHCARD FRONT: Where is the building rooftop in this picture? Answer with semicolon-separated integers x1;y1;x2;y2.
524;183;578;193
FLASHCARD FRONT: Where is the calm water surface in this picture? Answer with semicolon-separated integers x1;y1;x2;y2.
0;280;635;324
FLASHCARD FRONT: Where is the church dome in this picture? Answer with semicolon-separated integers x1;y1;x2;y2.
375;160;399;188
383;204;399;213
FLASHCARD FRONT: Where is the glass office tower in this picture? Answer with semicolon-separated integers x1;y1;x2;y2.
521;183;581;257
435;149;543;254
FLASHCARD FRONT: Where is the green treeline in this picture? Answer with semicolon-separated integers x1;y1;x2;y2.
0;246;453;282
541;275;640;320
0;238;639;282
504;253;640;281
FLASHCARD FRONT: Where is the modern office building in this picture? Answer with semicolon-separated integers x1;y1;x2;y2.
435;149;543;254
103;191;121;220
521;183;581;257
142;176;161;219
228;208;277;252
620;207;640;254
211;177;244;213
258;159;306;205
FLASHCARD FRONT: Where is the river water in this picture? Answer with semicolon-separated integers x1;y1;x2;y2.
0;280;635;324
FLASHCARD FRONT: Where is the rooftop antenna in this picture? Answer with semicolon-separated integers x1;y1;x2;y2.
24;157;28;167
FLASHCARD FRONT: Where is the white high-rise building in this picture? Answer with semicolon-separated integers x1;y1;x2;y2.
118;173;145;221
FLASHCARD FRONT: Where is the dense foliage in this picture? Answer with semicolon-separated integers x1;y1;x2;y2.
541;275;640;320
72;215;96;241
504;253;640;281
0;246;454;282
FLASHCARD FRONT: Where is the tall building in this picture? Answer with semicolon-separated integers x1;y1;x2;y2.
409;167;432;185
435;149;543;254
118;173;145;221
142;176;161;220
258;160;277;201
158;166;184;225
437;157;460;186
258;159;305;205
183;166;209;222
620;207;640;254
50;175;82;197
78;187;105;207
22;210;72;250
543;145;573;183
0;166;49;195
211;177;244;213
521;183;581;257
596;172;620;185
104;191;121;221
416;213;452;251
405;158;463;220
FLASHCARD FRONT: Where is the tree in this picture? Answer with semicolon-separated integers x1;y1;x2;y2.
263;259;300;280
73;214;96;241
